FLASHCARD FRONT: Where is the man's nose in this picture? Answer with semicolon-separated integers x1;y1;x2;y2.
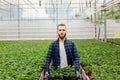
60;32;63;33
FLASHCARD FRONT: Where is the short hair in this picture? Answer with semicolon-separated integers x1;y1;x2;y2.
57;24;66;29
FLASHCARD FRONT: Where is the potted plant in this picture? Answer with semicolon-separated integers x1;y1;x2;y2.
49;66;76;80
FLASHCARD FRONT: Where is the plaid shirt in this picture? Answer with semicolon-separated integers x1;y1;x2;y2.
44;39;80;73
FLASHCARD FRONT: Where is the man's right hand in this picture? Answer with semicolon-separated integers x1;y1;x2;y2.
44;72;49;80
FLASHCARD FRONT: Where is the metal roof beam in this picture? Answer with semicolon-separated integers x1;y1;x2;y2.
94;0;120;13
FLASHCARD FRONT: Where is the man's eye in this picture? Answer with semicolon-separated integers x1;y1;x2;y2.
59;29;65;31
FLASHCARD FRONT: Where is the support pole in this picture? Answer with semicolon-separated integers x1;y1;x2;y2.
104;12;107;42
18;0;20;40
94;0;97;39
103;0;107;42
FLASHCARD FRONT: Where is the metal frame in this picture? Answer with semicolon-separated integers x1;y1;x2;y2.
0;0;119;40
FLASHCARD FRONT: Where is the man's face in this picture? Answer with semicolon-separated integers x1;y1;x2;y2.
57;26;66;39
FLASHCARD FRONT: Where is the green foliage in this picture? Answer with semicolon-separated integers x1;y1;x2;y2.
0;39;120;80
113;8;120;19
100;8;120;20
72;39;120;80
101;10;114;17
108;38;120;44
114;14;120;19
49;66;76;79
0;40;52;80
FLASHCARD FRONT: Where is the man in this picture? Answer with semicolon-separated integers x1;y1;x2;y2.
44;24;81;80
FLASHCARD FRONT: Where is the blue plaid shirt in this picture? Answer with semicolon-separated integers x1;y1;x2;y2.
44;39;80;73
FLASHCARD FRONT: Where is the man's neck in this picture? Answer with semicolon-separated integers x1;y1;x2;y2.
59;38;65;43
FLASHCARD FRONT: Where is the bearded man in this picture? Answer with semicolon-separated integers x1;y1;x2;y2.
44;24;81;80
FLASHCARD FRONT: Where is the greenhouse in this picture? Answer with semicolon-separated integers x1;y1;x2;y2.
0;0;120;80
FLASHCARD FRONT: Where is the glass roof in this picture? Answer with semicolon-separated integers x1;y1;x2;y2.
0;0;117;19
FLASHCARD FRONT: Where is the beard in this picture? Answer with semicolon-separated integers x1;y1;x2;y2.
58;33;66;40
